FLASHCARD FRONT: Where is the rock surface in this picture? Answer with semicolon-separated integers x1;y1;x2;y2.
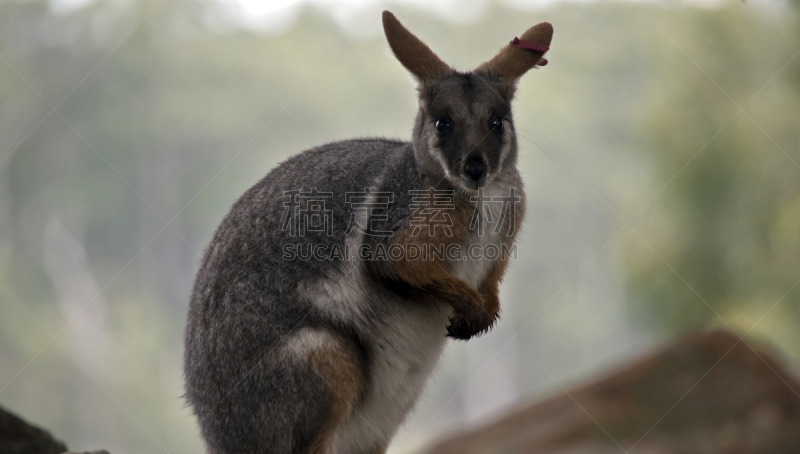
0;405;68;454
421;330;800;454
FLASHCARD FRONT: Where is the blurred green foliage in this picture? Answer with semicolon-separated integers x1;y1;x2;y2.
625;3;800;348
0;0;798;453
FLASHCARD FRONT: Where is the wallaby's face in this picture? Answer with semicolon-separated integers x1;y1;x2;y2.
383;11;552;191
416;73;515;190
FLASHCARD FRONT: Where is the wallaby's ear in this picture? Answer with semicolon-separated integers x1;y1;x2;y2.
477;22;553;82
383;11;451;83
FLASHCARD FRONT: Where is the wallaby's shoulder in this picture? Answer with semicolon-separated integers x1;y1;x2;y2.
272;137;410;180
197;137;417;285
219;137;412;224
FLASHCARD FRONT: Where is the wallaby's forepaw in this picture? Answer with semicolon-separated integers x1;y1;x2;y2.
446;316;473;340
446;312;497;340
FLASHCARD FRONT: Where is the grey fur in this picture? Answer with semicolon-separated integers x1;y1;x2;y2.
184;12;549;454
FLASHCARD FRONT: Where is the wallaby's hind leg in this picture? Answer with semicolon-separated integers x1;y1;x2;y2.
193;327;364;454
195;357;329;454
287;327;366;454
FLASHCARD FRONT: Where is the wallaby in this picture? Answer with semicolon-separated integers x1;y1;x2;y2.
184;11;553;454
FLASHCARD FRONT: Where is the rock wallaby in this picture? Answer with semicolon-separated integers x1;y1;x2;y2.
184;11;553;454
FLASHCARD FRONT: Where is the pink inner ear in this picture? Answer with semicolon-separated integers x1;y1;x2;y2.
510;37;549;53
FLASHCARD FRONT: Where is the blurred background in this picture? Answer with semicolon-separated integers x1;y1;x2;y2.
0;0;799;452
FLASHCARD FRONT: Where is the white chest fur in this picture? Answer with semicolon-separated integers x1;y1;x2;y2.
450;182;511;290
300;262;451;452
333;298;450;452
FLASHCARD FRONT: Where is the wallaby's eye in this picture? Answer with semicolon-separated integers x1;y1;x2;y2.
434;117;453;136
490;116;504;133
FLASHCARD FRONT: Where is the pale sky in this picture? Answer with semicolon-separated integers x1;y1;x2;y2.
211;0;783;34
49;0;779;33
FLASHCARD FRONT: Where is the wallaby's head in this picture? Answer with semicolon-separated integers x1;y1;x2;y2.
383;11;552;191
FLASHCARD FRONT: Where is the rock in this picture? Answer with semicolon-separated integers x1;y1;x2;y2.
421;330;800;454
0;406;68;454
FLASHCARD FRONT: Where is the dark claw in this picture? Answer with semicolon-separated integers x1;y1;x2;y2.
446;316;473;340
446;312;498;340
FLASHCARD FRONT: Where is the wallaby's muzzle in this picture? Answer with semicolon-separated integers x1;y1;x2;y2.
464;155;487;185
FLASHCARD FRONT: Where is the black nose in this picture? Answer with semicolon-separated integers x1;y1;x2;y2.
464;157;486;181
